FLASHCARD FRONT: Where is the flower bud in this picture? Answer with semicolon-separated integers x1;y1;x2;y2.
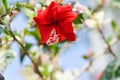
72;2;85;14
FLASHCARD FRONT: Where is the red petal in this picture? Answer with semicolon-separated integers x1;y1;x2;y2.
58;6;77;41
60;4;77;22
33;2;58;25
50;4;77;22
55;26;66;41
37;25;54;43
59;22;76;41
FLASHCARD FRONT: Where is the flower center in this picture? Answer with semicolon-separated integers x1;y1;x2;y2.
46;29;59;45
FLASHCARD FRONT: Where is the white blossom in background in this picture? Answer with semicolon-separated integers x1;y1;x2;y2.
85;19;97;28
72;2;85;14
0;50;16;71
94;11;104;25
55;70;75;80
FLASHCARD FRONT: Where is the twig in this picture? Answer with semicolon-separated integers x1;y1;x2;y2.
85;7;116;57
9;28;44;79
97;27;116;57
5;12;44;79
93;0;104;13
0;2;44;79
0;13;8;19
74;62;91;79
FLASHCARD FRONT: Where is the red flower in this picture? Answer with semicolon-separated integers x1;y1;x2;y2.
33;1;77;45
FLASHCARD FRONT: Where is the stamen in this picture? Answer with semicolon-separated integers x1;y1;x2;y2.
47;29;59;45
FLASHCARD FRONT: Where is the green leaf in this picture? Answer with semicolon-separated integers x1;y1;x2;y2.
20;52;26;63
25;43;33;50
107;35;113;44
42;64;49;79
101;55;120;80
0;1;6;15
16;2;34;10
2;0;9;12
14;31;21;37
24;28;41;42
19;47;26;63
49;44;59;56
83;55;89;59
24;8;36;18
111;20;120;34
111;20;120;39
111;0;120;8
73;14;84;24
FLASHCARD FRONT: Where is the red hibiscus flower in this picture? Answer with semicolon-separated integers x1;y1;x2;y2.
34;1;77;45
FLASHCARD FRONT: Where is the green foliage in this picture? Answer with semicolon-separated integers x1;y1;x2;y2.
25;43;33;50
49;44;59;56
73;14;84;24
15;2;34;10
101;56;120;80
111;20;120;38
0;1;6;15
111;0;120;8
83;55;89;59
2;0;9;13
20;52;26;63
20;43;33;63
24;28;41;42
24;8;36;18
42;64;49;78
107;35;113;44
111;20;119;33
40;64;53;79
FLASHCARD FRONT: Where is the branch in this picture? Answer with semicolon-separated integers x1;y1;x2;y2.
5;12;44;79
0;2;44;79
97;27;116;57
0;13;8;19
9;28;44;79
0;3;45;78
93;0;105;13
85;8;116;57
74;62;91;79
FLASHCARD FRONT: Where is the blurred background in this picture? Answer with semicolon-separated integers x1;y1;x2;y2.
1;0;120;80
